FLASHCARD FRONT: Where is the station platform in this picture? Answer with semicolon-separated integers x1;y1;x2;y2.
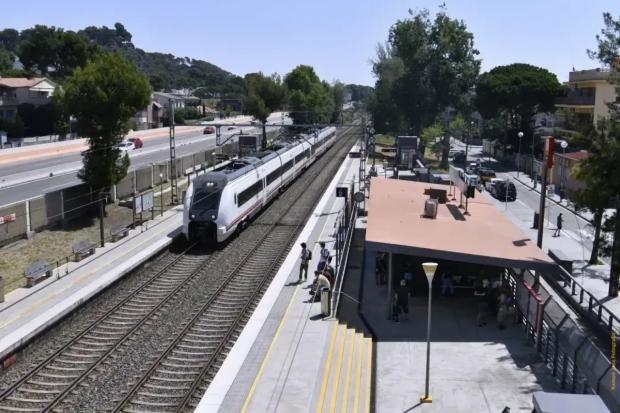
196;146;373;412
0;207;182;364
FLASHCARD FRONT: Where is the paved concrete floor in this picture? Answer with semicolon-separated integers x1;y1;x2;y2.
363;283;560;412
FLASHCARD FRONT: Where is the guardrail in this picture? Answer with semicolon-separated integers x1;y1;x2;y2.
506;267;620;411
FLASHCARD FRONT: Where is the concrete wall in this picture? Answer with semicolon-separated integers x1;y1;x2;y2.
136;167;153;193
0;202;27;245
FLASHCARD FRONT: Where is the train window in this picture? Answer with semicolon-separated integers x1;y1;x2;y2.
267;166;282;185
282;160;294;172
295;152;306;163
237;181;263;206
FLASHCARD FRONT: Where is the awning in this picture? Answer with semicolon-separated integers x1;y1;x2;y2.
366;178;556;272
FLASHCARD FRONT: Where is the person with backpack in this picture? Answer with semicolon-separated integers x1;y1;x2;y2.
299;242;312;282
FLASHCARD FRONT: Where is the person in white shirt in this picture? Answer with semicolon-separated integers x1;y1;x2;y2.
299;242;311;281
317;242;330;271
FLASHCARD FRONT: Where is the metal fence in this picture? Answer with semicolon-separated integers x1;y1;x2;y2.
507;268;620;411
0;141;239;247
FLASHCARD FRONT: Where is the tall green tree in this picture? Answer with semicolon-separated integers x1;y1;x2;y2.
0;28;20;52
585;12;620;296
474;63;564;152
59;52;151;206
370;6;480;158
369;43;405;134
17;25;98;77
331;81;346;123
420;123;445;159
244;72;287;149
0;48;13;73
285;65;334;125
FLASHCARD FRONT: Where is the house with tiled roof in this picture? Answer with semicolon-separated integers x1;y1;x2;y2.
0;77;57;120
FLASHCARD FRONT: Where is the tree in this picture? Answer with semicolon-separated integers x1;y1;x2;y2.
0;28;20;52
58;52;151;207
331;82;345;123
0;48;13;73
420;123;445;159
584;12;620;296
244;72;287;149
370;6;480;151
285;65;334;125
475;63;565;152
17;25;98;78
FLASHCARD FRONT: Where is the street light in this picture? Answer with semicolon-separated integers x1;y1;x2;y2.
517;131;524;177
420;262;438;404
159;172;164;216
560;140;568;196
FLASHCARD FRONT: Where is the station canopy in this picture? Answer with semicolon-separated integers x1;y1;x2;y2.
366;178;556;272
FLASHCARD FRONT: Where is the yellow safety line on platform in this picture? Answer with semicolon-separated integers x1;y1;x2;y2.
240;284;301;413
352;333;363;413
328;326;348;413
341;330;356;413
365;338;373;413
316;322;340;413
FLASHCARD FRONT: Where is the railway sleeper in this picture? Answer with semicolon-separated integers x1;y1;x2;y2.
5;395;50;404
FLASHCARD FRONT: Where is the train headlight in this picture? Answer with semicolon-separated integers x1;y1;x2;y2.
211;215;216;220
190;214;196;219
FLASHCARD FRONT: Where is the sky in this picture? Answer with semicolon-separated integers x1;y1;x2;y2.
3;0;620;86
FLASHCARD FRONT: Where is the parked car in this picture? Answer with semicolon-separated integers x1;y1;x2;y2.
478;168;496;183
128;137;143;149
117;141;135;152
494;180;517;201
227;126;236;131
203;126;215;134
453;151;466;164
486;178;504;194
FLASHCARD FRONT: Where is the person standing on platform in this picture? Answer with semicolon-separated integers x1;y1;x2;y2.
554;213;563;237
323;256;335;281
403;266;413;295
299;242;311;282
317;242;330;271
441;272;454;296
474;281;489;327
394;279;410;322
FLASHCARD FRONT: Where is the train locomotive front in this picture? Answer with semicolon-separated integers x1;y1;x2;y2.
183;173;228;243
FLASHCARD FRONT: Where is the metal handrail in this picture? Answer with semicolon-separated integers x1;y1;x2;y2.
331;205;358;317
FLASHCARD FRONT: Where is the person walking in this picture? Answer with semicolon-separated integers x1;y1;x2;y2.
554;213;563;237
299;242;311;282
317;242;330;271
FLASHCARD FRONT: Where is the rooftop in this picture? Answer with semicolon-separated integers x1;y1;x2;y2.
0;77;51;88
558;150;590;161
365;178;555;271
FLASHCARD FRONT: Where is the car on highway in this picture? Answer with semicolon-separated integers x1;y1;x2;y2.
203;126;215;134
117;141;135;152
485;178;504;194
128;137;143;149
227;126;236;131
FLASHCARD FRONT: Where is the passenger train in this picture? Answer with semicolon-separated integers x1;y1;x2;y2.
182;126;337;243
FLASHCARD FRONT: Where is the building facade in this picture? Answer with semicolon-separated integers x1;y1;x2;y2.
551;150;589;194
555;68;618;126
0;77;56;120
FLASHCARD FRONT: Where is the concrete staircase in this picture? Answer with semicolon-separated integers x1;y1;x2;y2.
316;323;373;413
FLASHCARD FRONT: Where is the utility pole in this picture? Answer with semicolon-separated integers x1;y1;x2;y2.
537;137;554;248
168;99;178;204
532;134;537;189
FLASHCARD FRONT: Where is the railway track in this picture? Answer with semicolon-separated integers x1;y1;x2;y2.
0;242;218;413
0;123;360;412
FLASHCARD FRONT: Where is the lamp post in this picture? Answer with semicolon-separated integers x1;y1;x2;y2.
159;172;164;216
420;262;438;404
560;140;568;195
517;131;523;177
531;134;537;189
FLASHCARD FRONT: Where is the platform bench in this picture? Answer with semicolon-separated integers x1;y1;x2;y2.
72;240;96;262
25;261;53;287
111;224;129;242
548;249;573;275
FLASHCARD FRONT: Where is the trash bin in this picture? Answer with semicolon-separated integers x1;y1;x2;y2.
320;287;331;316
0;274;4;303
533;212;540;229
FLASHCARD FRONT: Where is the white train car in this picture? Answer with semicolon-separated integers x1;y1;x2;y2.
183;127;337;243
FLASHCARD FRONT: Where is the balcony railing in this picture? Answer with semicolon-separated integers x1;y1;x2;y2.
569;68;613;82
555;95;595;106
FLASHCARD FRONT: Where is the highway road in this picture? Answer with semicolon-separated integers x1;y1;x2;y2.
0;113;288;206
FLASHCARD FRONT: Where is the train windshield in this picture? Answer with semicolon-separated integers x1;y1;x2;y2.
192;185;222;212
